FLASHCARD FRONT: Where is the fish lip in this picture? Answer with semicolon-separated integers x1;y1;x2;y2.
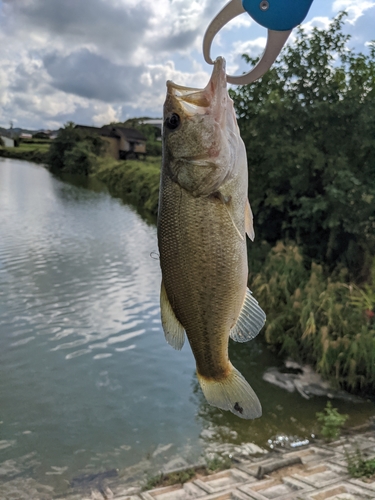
208;56;227;92
166;57;227;100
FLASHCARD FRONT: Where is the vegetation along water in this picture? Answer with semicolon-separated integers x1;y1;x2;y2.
1;158;374;499
0;15;374;497
1;13;372;397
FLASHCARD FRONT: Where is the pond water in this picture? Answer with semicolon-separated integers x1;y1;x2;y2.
0;158;374;498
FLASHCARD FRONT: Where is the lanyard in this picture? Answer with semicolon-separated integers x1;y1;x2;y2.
203;0;314;84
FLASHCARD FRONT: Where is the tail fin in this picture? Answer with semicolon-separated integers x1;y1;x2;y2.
197;364;262;419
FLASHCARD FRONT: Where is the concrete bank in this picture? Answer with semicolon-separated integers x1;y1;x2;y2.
64;429;375;500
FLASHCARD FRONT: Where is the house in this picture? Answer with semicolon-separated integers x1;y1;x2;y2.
0;131;15;148
139;118;163;131
74;125;147;160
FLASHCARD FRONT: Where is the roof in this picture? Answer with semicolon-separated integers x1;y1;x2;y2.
101;126;147;142
75;124;146;142
0;132;12;139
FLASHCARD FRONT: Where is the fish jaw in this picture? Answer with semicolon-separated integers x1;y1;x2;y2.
162;57;241;197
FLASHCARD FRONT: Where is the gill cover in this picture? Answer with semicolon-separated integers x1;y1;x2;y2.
163;57;239;197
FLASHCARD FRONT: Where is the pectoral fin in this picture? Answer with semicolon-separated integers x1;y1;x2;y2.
245;199;255;241
160;280;185;350
230;288;266;343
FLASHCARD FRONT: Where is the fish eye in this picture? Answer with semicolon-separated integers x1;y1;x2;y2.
165;113;180;130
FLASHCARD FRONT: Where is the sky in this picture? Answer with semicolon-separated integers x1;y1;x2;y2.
0;0;374;130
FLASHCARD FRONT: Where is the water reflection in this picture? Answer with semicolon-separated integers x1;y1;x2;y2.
0;159;374;498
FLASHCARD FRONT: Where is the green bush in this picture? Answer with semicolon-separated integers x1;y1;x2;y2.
346;448;375;478
230;13;375;278
95;157;160;215
316;402;348;441
250;243;375;393
47;122;105;174
63;142;99;175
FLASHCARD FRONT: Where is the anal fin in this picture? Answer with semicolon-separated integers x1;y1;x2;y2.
230;288;266;343
160;280;185;350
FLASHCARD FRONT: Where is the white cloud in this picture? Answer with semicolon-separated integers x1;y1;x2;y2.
333;0;375;23
0;0;374;130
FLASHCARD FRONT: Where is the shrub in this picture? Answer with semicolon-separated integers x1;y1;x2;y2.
47;122;105;174
95;157;160;216
346;448;375;478
250;243;375;393
316;402;348;441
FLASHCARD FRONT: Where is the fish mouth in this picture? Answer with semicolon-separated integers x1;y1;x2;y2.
166;57;227;117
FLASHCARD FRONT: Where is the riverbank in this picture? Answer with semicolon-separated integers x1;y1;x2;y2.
0;145;49;164
61;424;375;499
1;153;374;397
94;156;160;216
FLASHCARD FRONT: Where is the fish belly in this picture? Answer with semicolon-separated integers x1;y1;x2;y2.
157;173;247;380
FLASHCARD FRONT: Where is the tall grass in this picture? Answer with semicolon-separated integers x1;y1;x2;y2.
250;242;375;394
0;145;49;164
94;157;161;216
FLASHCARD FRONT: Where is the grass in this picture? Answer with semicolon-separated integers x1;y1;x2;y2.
346;448;375;479
0;142;49;163
94;156;161;216
142;454;233;491
250;243;375;395
142;468;197;491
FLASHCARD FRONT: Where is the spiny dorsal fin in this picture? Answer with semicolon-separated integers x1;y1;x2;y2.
230;288;266;343
160;280;185;350
245;199;255;241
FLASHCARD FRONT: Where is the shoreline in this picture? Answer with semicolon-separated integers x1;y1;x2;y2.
60;423;375;499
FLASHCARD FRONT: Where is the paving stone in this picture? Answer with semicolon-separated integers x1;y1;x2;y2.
349;476;375;493
193;468;254;494
285;447;335;465
238;476;313;499
291;462;348;489
321;436;375;457
237;457;285;477
140;482;206;500
300;481;375;499
191;491;254;500
114;495;142;500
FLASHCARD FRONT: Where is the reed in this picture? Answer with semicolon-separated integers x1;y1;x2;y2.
250;243;375;394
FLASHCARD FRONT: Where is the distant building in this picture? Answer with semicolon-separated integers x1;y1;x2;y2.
32;131;50;140
74;125;147;160
139;118;163;131
0;132;15;148
20;133;32;139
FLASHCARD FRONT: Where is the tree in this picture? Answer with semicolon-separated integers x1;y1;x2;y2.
230;13;375;278
47;122;105;175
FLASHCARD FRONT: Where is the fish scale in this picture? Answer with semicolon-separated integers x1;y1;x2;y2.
159;173;247;379
157;57;266;419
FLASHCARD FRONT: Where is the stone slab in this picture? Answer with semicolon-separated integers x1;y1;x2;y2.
193;468;254;494
239;476;313;500
285;446;335;465
141;481;206;500
291;462;348;488
349;476;375;493
300;481;375;499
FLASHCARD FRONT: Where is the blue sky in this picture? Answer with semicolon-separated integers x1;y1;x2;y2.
0;0;374;130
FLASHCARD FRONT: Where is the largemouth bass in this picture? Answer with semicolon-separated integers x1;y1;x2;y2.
157;57;266;419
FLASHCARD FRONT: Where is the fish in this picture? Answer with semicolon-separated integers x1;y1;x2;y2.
157;57;266;419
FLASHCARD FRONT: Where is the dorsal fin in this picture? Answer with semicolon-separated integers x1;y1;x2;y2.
230;288;266;343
